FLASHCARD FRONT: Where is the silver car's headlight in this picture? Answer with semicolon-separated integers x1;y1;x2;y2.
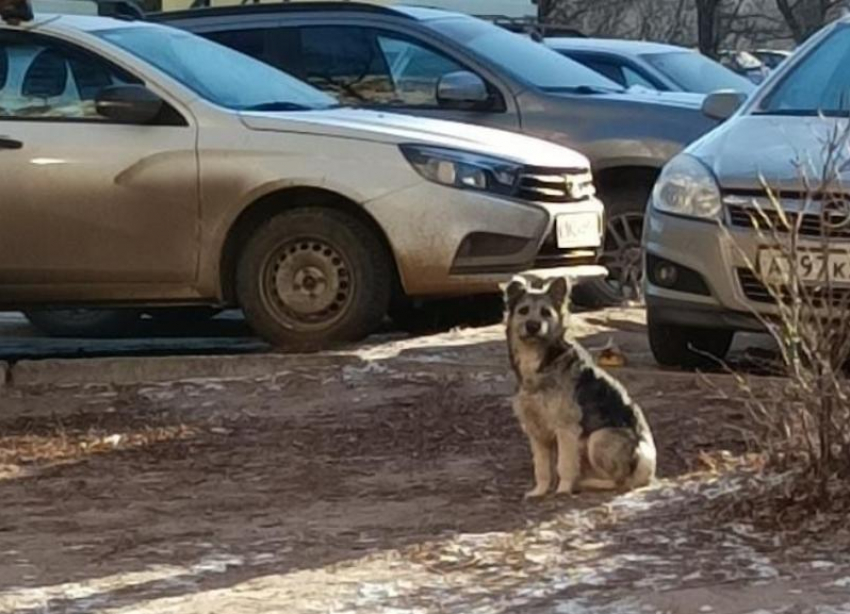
652;154;721;220
400;145;520;195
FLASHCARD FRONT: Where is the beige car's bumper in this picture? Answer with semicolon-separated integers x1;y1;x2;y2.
364;182;606;297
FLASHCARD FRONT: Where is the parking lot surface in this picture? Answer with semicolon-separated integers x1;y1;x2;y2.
1;308;849;614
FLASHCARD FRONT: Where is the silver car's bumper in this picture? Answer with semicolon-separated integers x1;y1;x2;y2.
643;199;807;332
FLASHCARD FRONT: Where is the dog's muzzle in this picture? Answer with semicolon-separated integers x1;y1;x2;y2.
524;321;542;336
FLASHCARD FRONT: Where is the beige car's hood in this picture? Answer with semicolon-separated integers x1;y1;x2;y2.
240;108;590;169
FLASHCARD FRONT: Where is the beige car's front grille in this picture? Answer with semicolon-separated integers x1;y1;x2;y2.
515;169;595;203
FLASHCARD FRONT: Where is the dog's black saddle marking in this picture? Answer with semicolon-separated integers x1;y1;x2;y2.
575;367;637;435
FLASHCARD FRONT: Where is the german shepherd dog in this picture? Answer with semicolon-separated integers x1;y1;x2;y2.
504;275;656;498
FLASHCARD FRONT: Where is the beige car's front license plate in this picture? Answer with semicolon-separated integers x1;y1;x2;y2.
758;248;850;285
556;213;601;249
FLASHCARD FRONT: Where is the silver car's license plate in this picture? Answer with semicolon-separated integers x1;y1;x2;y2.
758;248;850;284
556;213;601;249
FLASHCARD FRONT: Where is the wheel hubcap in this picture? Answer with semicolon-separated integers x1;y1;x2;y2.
600;213;645;303
265;240;352;330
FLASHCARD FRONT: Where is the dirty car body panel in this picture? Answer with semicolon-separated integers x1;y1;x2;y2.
0;13;604;345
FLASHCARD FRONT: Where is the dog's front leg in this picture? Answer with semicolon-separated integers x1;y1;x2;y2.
555;427;582;495
525;436;552;498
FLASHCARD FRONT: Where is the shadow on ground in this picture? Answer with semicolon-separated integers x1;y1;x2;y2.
0;325;754;613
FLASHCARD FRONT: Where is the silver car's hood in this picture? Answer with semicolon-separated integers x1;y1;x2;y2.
240;108;590;169
692;115;850;191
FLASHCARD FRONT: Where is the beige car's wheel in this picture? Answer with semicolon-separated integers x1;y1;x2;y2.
236;208;391;350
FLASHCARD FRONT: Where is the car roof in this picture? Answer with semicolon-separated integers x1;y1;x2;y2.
545;37;689;56
26;12;157;30
150;1;463;22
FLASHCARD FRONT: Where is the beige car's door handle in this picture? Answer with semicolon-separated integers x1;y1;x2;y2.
0;136;23;150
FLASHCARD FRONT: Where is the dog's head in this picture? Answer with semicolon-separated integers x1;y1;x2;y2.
503;275;570;344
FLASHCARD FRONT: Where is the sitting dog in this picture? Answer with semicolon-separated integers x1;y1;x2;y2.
504;275;656;498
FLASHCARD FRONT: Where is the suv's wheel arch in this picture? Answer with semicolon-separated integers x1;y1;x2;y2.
572;165;661;308
219;187;403;305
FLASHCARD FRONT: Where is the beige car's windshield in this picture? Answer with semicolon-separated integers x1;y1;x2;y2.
95;26;339;111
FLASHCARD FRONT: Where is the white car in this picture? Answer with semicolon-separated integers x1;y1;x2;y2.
0;3;605;348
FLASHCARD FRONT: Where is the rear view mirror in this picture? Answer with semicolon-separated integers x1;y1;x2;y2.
437;71;489;107
0;0;33;24
702;90;747;121
96;85;164;124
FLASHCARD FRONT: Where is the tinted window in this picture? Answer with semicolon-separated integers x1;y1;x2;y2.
298;26;394;104
578;57;625;86
760;26;850;115
0;33;140;120
642;51;754;94
206;28;268;60
282;26;469;107
0;47;7;91
376;34;465;106
622;65;657;89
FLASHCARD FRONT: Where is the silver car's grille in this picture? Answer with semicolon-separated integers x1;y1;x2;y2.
738;268;850;307
515;168;595;203
737;268;775;304
726;200;850;239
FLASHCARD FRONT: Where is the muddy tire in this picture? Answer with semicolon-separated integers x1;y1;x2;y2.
648;313;734;369
23;308;141;338
572;183;651;309
236;208;391;350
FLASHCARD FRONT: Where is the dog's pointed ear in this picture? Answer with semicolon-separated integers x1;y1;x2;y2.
502;276;528;310
545;276;570;309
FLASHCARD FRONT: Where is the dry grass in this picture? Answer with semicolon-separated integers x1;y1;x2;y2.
0;415;196;476
700;119;850;539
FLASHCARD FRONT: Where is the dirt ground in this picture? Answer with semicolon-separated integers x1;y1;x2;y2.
2;308;850;614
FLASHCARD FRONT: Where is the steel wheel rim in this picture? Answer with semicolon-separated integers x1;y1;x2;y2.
260;237;354;332
599;213;645;303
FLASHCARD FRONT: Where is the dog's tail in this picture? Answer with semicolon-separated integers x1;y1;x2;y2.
626;437;657;490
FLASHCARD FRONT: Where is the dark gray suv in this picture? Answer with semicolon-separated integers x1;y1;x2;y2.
157;2;720;305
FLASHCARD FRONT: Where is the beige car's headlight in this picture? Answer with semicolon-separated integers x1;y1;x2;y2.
652;154;722;220
400;145;520;196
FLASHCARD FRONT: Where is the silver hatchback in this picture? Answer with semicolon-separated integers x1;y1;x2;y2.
644;16;850;367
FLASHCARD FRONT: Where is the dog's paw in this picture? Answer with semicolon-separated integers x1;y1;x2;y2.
524;486;549;499
555;481;576;496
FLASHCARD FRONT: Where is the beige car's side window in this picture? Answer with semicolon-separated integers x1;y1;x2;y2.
0;34;138;121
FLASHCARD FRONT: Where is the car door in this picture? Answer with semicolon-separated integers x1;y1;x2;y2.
206;23;520;132
0;30;198;292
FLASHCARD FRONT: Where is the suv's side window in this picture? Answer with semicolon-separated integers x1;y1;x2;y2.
206;28;270;60
621;65;657;90
374;34;465;106
580;57;626;87
297;26;394;105
274;26;470;108
0;32;140;121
